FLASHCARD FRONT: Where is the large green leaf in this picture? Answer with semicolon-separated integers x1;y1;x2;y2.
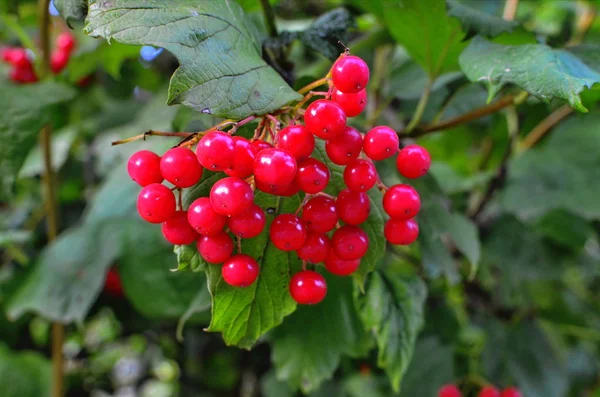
447;0;518;37
355;270;427;391
460;37;600;112
0;343;51;397
85;0;302;119
54;0;87;26
271;273;372;393
0;82;75;200
300;8;354;60
205;192;299;349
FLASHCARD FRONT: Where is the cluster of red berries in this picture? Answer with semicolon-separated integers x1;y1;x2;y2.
1;32;75;84
126;53;431;305
439;384;522;397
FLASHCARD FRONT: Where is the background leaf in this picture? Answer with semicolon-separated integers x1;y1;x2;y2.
447;0;518;37
0;343;51;397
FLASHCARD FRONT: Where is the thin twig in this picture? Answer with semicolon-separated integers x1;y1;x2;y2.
406;80;432;133
111;130;193;146
519;105;573;150
298;77;330;95
567;3;596;46
259;0;278;38
503;0;519;21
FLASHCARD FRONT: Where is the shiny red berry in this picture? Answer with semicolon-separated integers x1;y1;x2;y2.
255;179;300;197
324;249;360;276
500;388;522;397
56;32;76;53
127;150;163;186
439;385;462;397
209;177;254;217
382;184;420;220
222;254;259;287
479;386;500;397
276;125;315;161
363;126;399;161
160;147;203;188
137;183;176;223
384;218;419;245
343;159;377;192
4;48;30;68
325;126;363;165
270;214;307;251
289;270;327;304
197;232;234;264
196;131;235;171
295;158;330;194
50;49;70;73
227;204;266;239
331;88;367;117
297;233;330;263
225;137;256;178
331;55;370;93
104;269;123;297
301;196;338;233
331;225;369;260
253;148;297;188
397;144;431;179
304;99;347;140
336;189;370;225
251;139;272;153
9;65;38;84
187;197;227;236
161;211;198;245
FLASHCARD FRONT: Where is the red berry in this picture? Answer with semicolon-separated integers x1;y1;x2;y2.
222;254;259;287
196;131;235;171
479;386;500;397
137;183;176;223
225;137;256;178
363;126;399;161
255;179;300;197
397;144;431;179
9;64;38;84
324;249;360;276
128;151;163;187
500;388;522;397
331;88;367;117
384;218;419;245
301;196;338;233
161;210;197;245
251;139;272;153
325;126;363;165
209;177;254;217
439;384;462;397
50;49;70;74
343;159;377;192
331;55;370;93
160;147;203;188
382;184;420;220
197;232;234;264
295;158;330;194
227;204;266;238
297;233;330;263
187;197;227;236
56;32;76;53
289;270;327;304
331;225;369;260
253;148;297;188
4;48;30;68
336;189;370;225
304;99;347;140
276;125;315;161
104;269;123;297
270;214;307;251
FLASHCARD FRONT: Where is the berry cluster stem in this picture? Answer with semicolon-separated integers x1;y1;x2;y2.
111;130;194;146
298;76;330;95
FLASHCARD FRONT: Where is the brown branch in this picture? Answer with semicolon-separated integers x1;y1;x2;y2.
520;105;573;150
503;0;519;21
111;130;194;146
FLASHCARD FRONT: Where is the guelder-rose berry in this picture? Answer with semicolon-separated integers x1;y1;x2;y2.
343;159;377;192
382;184;421;220
331;225;369;260
289;270;327;304
50;50;69;74
256;179;300;197
161;211;197;245
225;137;256;178
479;386;500;397
9;65;38;84
397;144;431;179
160;147;203;188
137;183;176;223
384;218;419;245
324;250;360;276
304;99;347;140
270;214;307;251
331;88;367;117
363;126;399;160
251;139;272;153
127;150;163;186
56;32;76;53
297;233;330;263
332;55;370;93
196;131;235;171
209;177;254;217
222;254;259;287
325;126;363;165
500;388;522;397
197;232;234;264
439;385;462;397
227;204;266;239
336;189;370;225
253;148;297;187
295;158;330;194
4;48;30;67
187;197;227;236
276;125;315;161
301;196;338;233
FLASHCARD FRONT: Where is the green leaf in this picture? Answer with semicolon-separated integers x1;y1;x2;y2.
205;192;299;349
355;270;427;392
54;0;87;26
535;210;594;251
271;273;372;393
67;41;141;81
387;60;462;100
0;82;75;200
301;8;355;60
176;287;212;340
173;244;206;272
447;0;518;37
0;343;51;397
85;0;302;119
459;37;600;112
